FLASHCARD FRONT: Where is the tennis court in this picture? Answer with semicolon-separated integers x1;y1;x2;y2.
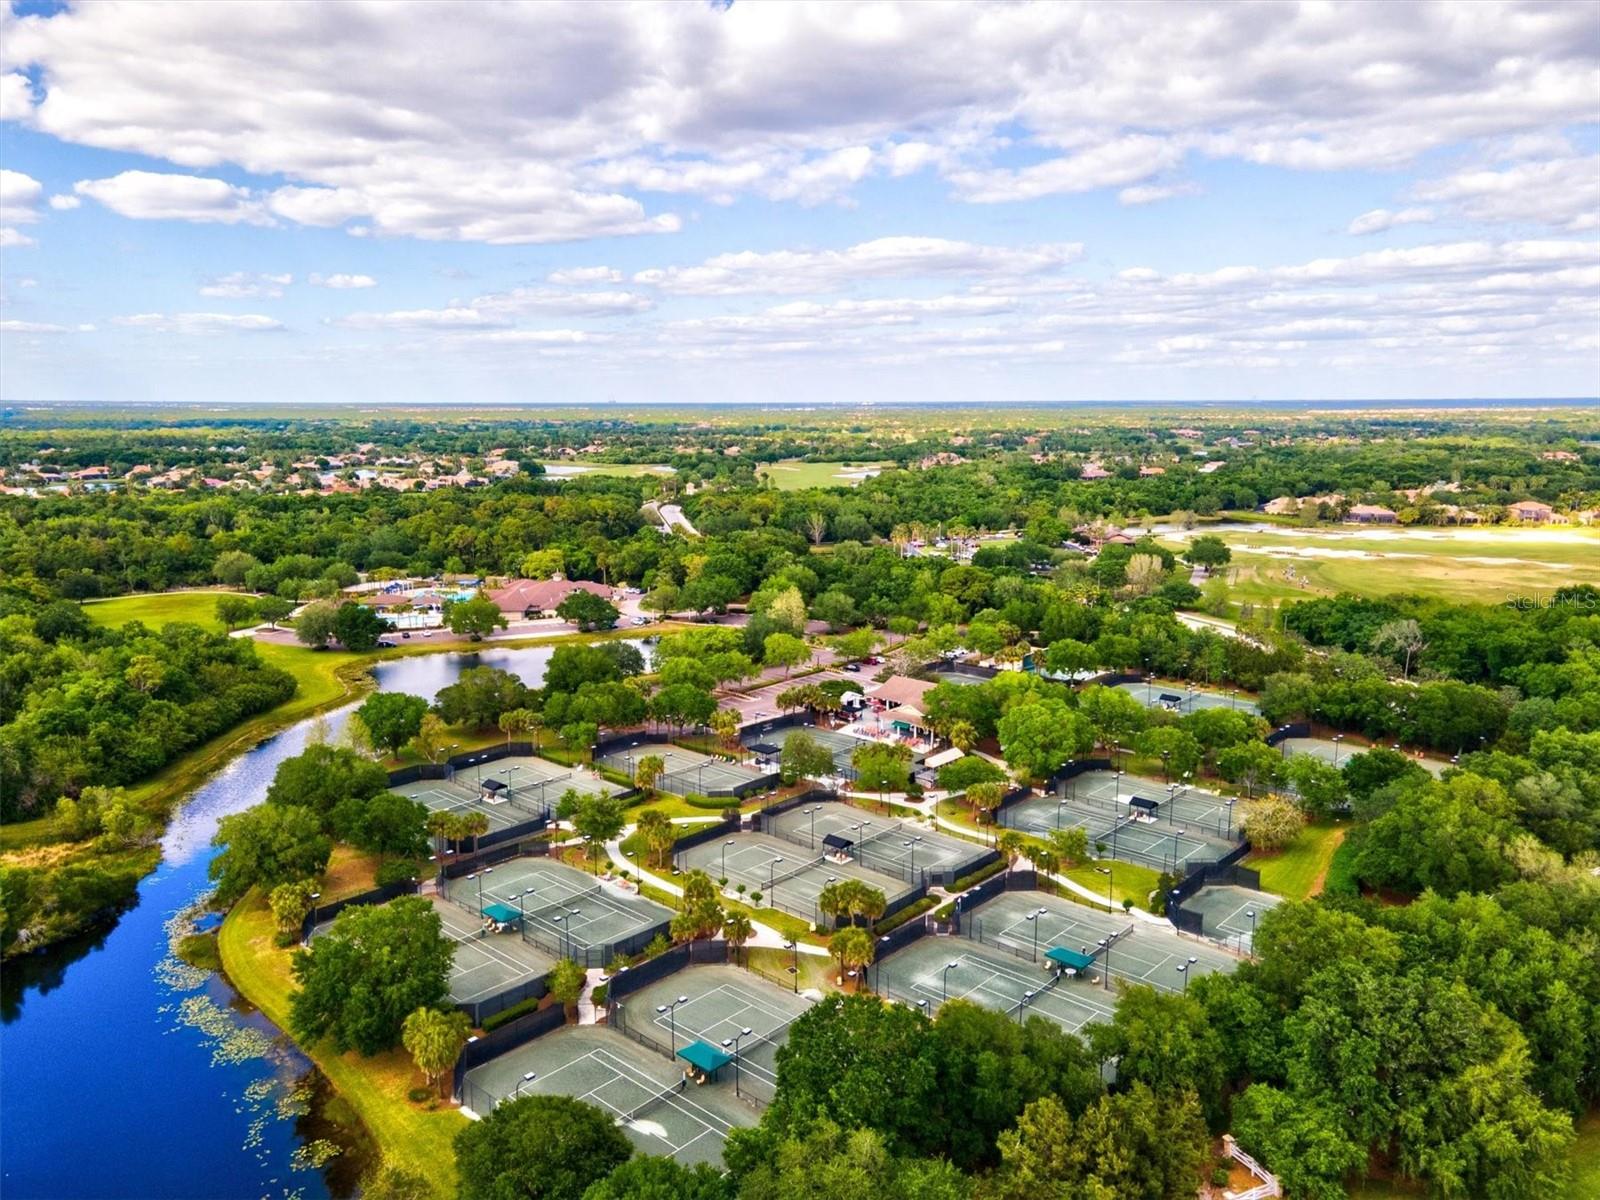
1115;680;1260;715
393;777;536;832
766;802;987;881
461;1026;755;1165
444;856;673;966
961;890;1238;995
877;933;1119;1034
1052;770;1241;840
432;894;555;1004
743;725;860;777
675;831;915;923
597;741;768;796
610;964;813;1102
1000;792;1229;872
453;753;623;805
1177;884;1281;954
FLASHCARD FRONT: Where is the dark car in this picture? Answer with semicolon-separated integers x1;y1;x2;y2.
844;662;862;672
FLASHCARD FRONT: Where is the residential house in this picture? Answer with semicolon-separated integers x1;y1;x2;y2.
1346;504;1398;524
487;577;618;620
1508;499;1556;523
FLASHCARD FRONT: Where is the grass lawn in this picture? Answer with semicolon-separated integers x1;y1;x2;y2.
532;460;672;478
83;589;241;632
1171;526;1600;607
1061;859;1161;910
756;460;893;490
218;888;466;1199
1247;821;1347;900
1569;1109;1600;1198
744;945;837;993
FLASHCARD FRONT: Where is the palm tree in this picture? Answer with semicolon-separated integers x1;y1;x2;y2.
997;830;1025;871
401;1006;473;1100
635;809;674;867
817;880;851;929
829;926;874;990
854;884;887;929
635;754;666;795
722;912;754;966
461;811;489;855
947;720;977;752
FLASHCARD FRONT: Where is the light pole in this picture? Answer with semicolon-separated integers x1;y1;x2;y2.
1017;990;1035;1023
720;1027;754;1096
783;940;799;993
1226;798;1236;837
1055;799;1068;830
1176;962;1189;992
903;837;922;874
1097;932;1116;990
551;913;568;957
1114;769;1124;801
308;891;321;934
942;961;959;1002
807;805;819;849
722;839;734;881
513;1071;536;1098
1095;865;1113;913
1160;750;1171;784
1171;827;1186;874
1332;734;1344;767
769;857;783;893
875;935;890;994
656;995;689;1054
1025;906;1047;961
1246;908;1257;953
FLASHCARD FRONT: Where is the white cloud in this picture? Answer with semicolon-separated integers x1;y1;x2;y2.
548;266;623;285
199;271;293;299
1347;207;1437;236
470;288;655;317
3;1;1593;238
333;307;505;331
1119;181;1202;207
1411;156;1600;231
633;236;1084;295
48;194;80;210
0;226;36;248
0;319;94;333
112;312;284;334
74;171;272;225
0;169;44;224
309;272;377;289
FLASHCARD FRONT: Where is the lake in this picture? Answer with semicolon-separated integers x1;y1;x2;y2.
0;641;639;1200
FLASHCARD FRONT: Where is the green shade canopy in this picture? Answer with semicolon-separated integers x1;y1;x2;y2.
677;1040;734;1073
1044;946;1096;972
482;902;521;923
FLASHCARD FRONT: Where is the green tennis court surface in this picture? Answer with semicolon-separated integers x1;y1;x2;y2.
1001;793;1230;872
675;830;915;923
432;895;555;1004
766;802;988;879
610;964;814;1102
1115;680;1260;715
598;742;767;795
1176;884;1282;953
461;1026;757;1165
445;856;673;963
744;725;860;775
959;890;1239;995
878;934;1120;1034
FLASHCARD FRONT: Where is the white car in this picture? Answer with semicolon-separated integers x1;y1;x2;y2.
630;615;648;626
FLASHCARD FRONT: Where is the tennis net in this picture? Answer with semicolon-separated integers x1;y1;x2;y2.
627;1076;687;1121
767;855;825;889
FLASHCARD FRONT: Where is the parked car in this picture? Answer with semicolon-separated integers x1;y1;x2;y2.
401;631;411;639
844;662;862;672
630;615;648;626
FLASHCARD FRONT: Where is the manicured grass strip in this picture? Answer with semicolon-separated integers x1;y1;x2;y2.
218;889;465;1200
1061;859;1160;910
1246;821;1346;900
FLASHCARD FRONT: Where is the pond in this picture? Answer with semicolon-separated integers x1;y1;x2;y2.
0;640;638;1200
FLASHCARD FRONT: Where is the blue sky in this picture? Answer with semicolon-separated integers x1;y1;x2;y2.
1;1;1596;406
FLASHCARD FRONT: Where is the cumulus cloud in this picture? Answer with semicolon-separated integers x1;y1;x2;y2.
48;194;80;210
75;171;272;225
1347;207;1438;236
309;272;377;288
333;307;504;331
0;169;44;224
112;312;284;334
2;1;1594;238
1411;156;1600;231
200;271;293;299
632;236;1085;295
1119;181;1202;206
548;266;623;285
0;226;36;248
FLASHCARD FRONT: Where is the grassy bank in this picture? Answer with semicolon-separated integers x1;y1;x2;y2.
83;589;240;632
218;885;465;1199
1246;821;1346;900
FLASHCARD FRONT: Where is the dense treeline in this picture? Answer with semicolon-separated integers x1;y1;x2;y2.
0;588;297;819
